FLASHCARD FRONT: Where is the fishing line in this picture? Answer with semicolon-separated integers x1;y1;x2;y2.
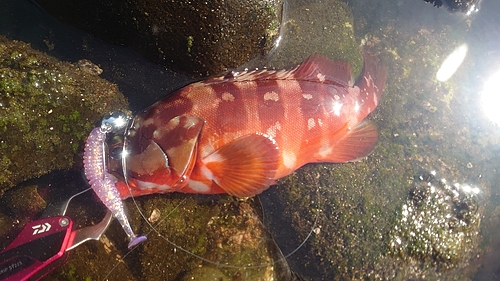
104;184;321;278
279;188;321;260
102;196;188;280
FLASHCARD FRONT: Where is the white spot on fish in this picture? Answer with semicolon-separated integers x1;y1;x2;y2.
200;164;215;181
316;73;326;82
282;151;297;169
205;151;226;164
354;101;360;112
302;93;313;100
188;180;211;192
222;92;235;102
334;94;340;100
169;116;180;127
308;118;316;130
153;129;162;139
266;121;281;139
136;179;171;191
199;144;214;158
142;117;155;127
317;118;323;127
317;142;333;158
264;91;279;101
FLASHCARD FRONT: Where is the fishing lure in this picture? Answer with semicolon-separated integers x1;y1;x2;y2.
83;112;147;249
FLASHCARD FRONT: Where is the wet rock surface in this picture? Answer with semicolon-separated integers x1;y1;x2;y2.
1;184;47;217
0;36;128;194
45;194;293;280
259;1;490;279
252;0;362;77
1;0;500;280
35;0;283;77
389;172;481;270
180;267;230;281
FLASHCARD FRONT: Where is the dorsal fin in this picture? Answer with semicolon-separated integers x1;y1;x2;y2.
198;55;353;87
289;55;353;86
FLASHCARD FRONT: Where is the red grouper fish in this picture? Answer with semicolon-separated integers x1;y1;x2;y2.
116;51;387;198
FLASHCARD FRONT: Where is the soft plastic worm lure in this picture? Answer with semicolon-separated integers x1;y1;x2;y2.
83;112;147;249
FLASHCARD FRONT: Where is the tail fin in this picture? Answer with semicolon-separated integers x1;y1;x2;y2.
356;50;388;110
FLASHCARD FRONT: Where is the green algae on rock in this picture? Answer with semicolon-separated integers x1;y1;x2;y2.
125;195;292;280
180;267;229;281
0;36;128;194
48;194;293;280
257;0;362;79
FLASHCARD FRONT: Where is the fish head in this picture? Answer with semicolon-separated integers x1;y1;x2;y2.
119;115;204;197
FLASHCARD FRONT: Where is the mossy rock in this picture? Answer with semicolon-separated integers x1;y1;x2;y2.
258;0;362;78
0;36;128;194
35;0;283;77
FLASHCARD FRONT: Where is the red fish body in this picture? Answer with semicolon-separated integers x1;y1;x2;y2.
116;52;387;198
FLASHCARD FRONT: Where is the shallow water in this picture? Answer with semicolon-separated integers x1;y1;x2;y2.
2;0;500;280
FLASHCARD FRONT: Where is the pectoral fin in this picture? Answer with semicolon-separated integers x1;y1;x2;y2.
203;134;279;197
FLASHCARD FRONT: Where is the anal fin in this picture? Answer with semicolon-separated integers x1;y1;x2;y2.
203;134;279;197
